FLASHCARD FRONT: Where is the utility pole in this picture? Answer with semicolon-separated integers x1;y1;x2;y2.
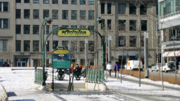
85;39;88;78
138;18;141;87
156;20;160;80
144;32;149;78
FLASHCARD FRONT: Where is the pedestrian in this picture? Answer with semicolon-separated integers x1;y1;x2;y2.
106;61;112;77
73;64;79;74
114;62;120;78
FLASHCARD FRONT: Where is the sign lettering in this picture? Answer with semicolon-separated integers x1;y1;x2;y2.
58;29;91;36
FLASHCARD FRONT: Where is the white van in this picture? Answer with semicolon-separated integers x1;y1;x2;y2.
125;60;143;70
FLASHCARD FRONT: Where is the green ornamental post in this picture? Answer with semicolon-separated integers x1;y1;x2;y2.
41;17;53;85
97;17;106;83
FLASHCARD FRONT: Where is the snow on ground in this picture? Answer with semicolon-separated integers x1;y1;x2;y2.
0;68;180;101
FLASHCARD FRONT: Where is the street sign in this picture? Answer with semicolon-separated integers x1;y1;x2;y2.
58;29;91;37
52;48;71;69
52;50;70;54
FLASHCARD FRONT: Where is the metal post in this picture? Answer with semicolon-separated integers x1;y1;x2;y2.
102;21;106;83
161;29;164;91
85;39;88;78
144;32;149;78
108;36;111;62
138;18;141;87
42;23;46;86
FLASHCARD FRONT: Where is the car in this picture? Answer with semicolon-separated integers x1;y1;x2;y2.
160;61;175;72
125;60;143;70
150;63;161;72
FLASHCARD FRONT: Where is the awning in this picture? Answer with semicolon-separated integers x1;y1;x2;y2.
163;51;180;57
119;53;127;56
129;53;138;56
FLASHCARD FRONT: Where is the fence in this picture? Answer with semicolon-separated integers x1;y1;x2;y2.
34;67;44;85
87;68;103;84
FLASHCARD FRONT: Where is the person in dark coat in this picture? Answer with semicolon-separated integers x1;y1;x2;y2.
114;62;120;78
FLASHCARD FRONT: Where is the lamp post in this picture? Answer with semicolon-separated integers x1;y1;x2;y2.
41;17;53;85
97;17;106;83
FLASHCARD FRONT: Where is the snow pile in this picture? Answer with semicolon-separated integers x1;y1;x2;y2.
0;68;36;91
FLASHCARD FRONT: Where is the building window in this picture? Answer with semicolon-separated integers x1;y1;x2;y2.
43;0;49;4
0;40;7;52
71;41;77;52
80;0;85;4
16;0;21;3
46;41;49;51
46;25;49;34
24;25;30;34
62;0;68;4
80;25;86;29
24;0;30;3
52;10;58;19
129;3;136;14
88;41;94;52
52;25;58;35
71;10;77;20
89;0;94;5
52;0;58;4
140;4;147;15
80;10;86;20
107;19;111;30
33;0;39;3
118;3;126;14
101;3;105;14
141;20;147;31
141;36;144;47
80;41;84;52
88;26;94;30
16;40;21;51
53;41;58;49
62;25;68;28
33;41;39;51
130;36;137;47
33;9;39;19
118;36;126;47
88;10;94;20
33;25;39;34
71;0;77;4
80;59;85;65
16;25;21;34
62;41;68;50
43;10;49;19
16;9;21;18
24;9;30;18
118;20;126;31
71;25;77;28
107;3;111;14
62;10;68;19
0;19;8;28
130;20;136;31
24;40;30;51
0;2;8;12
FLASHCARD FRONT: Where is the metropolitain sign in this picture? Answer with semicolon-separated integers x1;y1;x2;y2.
58;29;91;37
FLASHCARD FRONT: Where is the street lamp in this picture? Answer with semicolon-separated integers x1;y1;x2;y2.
41;17;53;85
97;17;106;83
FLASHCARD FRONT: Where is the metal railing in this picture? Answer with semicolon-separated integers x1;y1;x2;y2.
87;68;103;84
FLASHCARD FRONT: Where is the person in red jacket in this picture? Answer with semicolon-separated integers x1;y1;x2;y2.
70;64;74;70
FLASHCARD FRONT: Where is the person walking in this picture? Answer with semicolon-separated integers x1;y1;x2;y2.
106;61;112;77
114;62;120;78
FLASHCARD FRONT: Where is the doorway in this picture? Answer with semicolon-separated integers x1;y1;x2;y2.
17;61;26;67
